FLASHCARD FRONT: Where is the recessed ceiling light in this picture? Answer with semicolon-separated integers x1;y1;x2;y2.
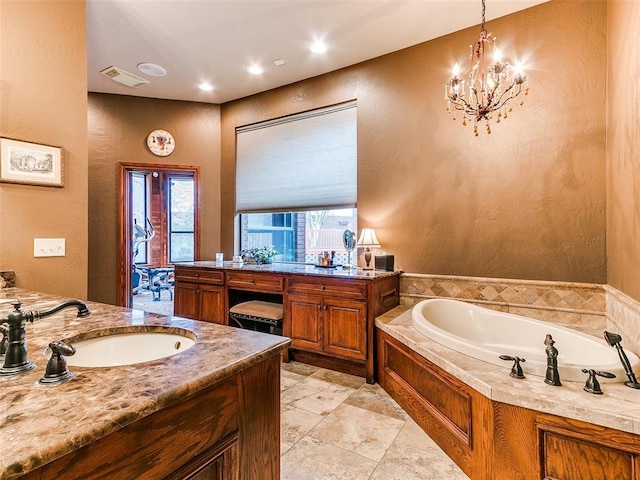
310;41;327;54
273;58;286;67
137;62;167;77
198;82;214;91
247;65;264;75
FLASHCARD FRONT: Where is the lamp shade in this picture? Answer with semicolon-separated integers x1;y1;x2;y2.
357;228;380;248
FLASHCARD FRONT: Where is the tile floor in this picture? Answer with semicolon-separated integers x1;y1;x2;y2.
280;361;469;480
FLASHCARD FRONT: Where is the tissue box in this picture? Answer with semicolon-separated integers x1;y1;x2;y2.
374;255;394;271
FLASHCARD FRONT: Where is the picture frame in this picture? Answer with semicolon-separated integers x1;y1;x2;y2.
0;137;64;187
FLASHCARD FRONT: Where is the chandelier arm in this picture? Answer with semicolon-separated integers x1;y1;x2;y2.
492;83;524;110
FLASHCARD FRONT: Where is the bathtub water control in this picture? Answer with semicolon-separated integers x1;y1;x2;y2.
411;298;640;383
499;354;526;379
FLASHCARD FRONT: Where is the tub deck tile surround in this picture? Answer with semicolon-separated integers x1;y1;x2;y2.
401;273;607;329
376;306;640;436
607;285;640;359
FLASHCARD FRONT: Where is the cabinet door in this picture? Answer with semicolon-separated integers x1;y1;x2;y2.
323;298;367;361
200;284;226;325
287;294;323;353
174;282;200;319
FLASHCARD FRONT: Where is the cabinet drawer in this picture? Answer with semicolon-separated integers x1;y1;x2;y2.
175;267;224;285
287;276;367;300
227;272;284;293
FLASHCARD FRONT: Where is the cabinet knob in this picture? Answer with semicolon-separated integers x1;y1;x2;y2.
195;273;199;277
320;285;326;290
250;279;255;284
322;305;327;311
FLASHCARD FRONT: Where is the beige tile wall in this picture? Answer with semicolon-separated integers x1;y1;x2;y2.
400;274;640;355
400;273;606;332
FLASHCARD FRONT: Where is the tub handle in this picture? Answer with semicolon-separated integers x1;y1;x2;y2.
581;368;616;395
499;354;526;379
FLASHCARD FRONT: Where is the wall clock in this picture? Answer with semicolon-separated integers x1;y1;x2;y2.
146;129;175;157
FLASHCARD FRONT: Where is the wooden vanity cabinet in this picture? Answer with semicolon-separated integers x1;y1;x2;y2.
286;293;367;361
174;267;226;324
22;354;282;480
174;263;400;383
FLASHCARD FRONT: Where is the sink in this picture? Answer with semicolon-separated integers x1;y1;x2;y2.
46;327;196;368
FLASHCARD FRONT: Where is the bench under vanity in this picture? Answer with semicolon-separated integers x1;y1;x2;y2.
0;289;289;480
376;306;640;480
173;261;401;383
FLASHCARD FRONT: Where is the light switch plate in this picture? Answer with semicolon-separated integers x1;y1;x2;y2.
34;238;66;257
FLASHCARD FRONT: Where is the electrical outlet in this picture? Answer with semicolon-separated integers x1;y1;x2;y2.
34;238;66;257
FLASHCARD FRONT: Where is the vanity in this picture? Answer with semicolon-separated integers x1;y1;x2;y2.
0;288;289;480
173;262;401;383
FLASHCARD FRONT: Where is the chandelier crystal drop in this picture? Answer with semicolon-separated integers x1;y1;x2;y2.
444;0;529;136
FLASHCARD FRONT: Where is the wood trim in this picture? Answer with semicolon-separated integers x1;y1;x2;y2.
117;162;201;307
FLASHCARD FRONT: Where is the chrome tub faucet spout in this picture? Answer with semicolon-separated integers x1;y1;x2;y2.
0;299;91;376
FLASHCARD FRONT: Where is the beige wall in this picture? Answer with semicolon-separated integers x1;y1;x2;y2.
222;1;607;284
87;94;221;305
606;0;640;301
0;1;88;298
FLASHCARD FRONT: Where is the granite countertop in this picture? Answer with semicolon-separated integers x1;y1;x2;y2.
0;288;290;479
176;261;401;280
376;306;640;436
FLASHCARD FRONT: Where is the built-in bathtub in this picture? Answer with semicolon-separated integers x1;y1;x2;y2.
411;298;639;383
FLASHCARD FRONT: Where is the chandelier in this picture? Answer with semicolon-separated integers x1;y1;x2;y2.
444;0;528;135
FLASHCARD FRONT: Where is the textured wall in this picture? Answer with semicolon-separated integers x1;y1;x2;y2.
221;0;607;284
88;94;221;305
0;1;88;298
606;0;640;301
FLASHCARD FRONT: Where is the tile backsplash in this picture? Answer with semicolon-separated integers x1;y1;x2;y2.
399;273;640;356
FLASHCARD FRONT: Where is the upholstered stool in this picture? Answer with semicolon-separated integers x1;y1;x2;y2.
229;300;283;335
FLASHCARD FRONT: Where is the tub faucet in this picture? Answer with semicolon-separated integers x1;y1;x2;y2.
0;299;91;376
603;331;640;389
544;334;562;386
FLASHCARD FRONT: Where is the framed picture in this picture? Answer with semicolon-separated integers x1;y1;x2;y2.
0;137;63;187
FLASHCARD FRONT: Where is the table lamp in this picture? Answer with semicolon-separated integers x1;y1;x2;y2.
357;228;380;270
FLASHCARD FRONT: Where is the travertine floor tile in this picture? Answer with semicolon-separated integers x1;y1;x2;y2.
281;376;358;416
281;404;324;447
281;360;320;377
344;383;409;421
281;436;378;480
393;417;441;452
369;443;469;480
306;403;404;462
309;368;366;389
281;368;308;391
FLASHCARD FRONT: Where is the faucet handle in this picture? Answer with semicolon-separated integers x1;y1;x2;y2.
581;368;616;395
39;341;76;385
499;354;526;379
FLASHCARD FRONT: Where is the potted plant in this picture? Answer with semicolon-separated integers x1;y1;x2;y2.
241;245;279;265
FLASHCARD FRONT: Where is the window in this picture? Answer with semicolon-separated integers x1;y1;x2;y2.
168;176;195;263
235;102;357;261
240;208;357;264
132;172;149;264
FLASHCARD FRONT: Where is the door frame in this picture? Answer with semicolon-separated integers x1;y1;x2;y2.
118;162;201;307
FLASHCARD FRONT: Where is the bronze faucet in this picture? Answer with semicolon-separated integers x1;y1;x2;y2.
544;334;562;386
0;299;90;376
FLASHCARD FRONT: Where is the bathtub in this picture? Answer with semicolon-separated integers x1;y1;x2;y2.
411;298;640;383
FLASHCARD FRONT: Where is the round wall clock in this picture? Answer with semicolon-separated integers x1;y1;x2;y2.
146;129;175;156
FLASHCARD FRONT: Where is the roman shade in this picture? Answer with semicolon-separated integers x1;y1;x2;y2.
235;101;357;213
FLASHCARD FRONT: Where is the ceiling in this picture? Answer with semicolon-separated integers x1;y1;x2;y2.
87;0;547;105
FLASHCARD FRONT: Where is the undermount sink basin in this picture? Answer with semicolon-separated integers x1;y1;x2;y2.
47;327;196;368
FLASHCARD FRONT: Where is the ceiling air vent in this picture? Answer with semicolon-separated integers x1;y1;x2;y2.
100;66;150;88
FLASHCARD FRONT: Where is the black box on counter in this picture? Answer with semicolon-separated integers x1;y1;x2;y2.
374;255;394;271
